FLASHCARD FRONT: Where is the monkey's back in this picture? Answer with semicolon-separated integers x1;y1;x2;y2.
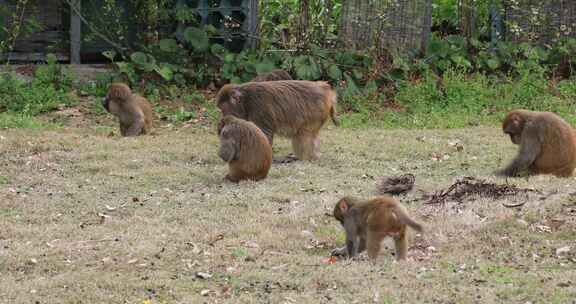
532;112;576;176
240;80;336;137
136;96;154;134
229;120;272;180
360;197;406;235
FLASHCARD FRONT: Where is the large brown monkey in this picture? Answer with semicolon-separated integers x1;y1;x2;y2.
102;83;154;136
497;110;576;177
331;196;423;262
251;69;293;82
215;80;339;160
218;115;272;182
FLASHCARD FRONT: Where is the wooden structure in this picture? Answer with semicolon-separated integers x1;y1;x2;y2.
0;0;71;61
1;0;259;63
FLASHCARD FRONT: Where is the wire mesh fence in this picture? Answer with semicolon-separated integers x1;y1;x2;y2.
339;0;432;55
503;0;576;44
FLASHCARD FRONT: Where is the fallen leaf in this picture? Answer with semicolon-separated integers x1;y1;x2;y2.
321;256;338;264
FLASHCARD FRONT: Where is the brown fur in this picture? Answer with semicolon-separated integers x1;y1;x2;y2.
251;69;293;82
332;196;423;262
102;83;153;136
218;115;272;182
498;109;576;177
215;80;339;160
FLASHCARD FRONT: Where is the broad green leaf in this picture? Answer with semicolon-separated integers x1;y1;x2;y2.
210;44;227;58
223;53;235;63
159;39;178;52
352;69;363;81
343;73;359;95
155;65;174;81
183;27;209;52
327;64;342;80
130;52;149;65
294;56;321;80
486;58;500;70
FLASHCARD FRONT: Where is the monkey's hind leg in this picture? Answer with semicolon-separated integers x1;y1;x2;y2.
119;123;128;136
292;133;318;161
394;231;408;261
225;165;244;183
366;231;383;262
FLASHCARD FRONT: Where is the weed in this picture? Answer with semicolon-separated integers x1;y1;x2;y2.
0;72;75;116
0;112;51;129
34;54;73;90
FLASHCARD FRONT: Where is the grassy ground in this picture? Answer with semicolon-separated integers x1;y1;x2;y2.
1;117;576;303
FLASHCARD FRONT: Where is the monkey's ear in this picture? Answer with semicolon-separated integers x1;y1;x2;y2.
231;88;242;105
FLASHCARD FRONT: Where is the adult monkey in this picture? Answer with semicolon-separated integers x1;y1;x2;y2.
251;69;293;82
218;115;272;182
215;80;339;160
497;110;576;177
102;83;154;136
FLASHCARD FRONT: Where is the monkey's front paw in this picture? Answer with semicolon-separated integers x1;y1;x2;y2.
330;247;348;257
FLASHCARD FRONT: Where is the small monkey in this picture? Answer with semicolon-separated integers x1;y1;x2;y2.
497;109;576;177
102;83;153;136
332;196;423;262
218;115;272;182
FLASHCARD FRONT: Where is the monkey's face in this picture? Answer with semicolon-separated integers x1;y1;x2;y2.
503;114;524;145
216;87;246;118
333;198;353;224
102;94;123;116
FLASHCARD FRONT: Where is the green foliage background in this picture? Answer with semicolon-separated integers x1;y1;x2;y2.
0;0;575;129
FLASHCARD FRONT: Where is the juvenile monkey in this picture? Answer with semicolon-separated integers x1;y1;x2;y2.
215;80;339;160
332;196;423;262
497;110;576;177
251;69;293;82
102;83;153;136
218;115;272;182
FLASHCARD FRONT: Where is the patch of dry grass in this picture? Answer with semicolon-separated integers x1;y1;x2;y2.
1;124;575;303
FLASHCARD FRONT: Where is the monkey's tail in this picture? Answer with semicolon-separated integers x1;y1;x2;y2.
330;106;340;126
393;205;424;233
328;90;340;126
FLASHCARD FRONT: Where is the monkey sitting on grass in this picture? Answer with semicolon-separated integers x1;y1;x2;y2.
102;83;154;136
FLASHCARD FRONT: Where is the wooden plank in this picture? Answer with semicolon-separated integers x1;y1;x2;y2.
70;0;81;64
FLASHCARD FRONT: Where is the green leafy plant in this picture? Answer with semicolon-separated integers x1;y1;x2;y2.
0;73;75;115
35;54;73;90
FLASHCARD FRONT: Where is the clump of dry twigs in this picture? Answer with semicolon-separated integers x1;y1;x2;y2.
425;176;537;205
376;173;415;195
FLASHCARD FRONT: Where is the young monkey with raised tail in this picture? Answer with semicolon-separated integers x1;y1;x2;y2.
332;196;423;262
